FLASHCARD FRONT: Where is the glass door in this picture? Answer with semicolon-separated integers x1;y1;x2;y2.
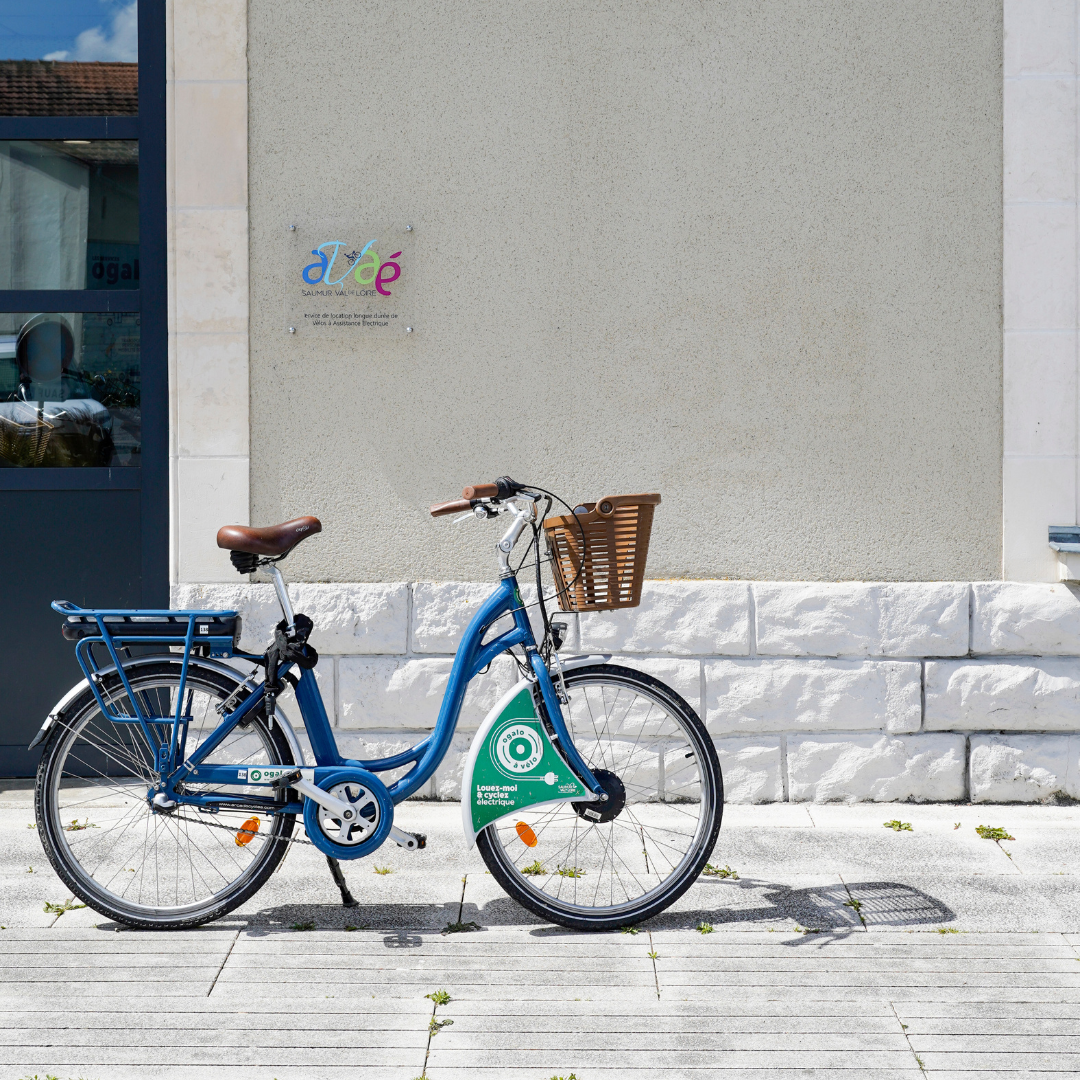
0;0;166;775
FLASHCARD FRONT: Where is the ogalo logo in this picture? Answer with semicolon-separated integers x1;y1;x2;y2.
302;240;402;295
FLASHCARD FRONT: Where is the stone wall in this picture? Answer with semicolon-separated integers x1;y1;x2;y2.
172;580;1080;804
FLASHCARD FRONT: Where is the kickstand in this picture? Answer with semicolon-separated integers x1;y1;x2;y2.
326;856;358;908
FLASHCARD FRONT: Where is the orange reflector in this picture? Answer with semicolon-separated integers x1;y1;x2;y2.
515;821;538;847
235;816;261;847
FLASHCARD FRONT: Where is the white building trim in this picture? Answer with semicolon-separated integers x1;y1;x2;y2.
167;0;250;584
1004;1;1080;580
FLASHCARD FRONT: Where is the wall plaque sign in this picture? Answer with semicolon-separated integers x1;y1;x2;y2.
283;224;413;334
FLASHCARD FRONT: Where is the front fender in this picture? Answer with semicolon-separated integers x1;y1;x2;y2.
26;655;306;768
460;655;610;847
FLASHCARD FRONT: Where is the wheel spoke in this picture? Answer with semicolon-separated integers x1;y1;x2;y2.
480;668;719;924
42;666;294;923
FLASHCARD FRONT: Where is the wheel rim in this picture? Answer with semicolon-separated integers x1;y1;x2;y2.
44;670;290;918
483;672;715;918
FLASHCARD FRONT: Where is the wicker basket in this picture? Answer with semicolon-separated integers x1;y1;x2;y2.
543;494;661;612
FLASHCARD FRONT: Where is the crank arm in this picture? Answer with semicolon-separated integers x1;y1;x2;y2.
290;777;357;821
390;827;426;850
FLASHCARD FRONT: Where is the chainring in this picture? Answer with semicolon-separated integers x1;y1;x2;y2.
301;767;394;860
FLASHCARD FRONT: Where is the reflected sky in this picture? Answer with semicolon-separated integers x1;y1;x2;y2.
0;1;137;62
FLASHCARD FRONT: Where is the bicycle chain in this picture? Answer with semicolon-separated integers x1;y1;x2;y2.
172;810;317;848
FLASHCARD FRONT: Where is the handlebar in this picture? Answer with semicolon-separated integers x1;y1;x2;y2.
431;476;527;517
430;499;473;518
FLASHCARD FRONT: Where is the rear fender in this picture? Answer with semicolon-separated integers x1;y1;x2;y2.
27;655;306;767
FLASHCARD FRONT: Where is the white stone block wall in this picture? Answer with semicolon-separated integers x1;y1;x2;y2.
172;579;1080;804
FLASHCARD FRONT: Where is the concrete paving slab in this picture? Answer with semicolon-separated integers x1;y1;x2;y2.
5;803;1080;1078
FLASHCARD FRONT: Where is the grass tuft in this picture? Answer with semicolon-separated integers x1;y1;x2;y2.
63;818;98;832
373;865;394;875
702;863;739;879
43;899;86;915
975;825;1015;841
442;920;482;935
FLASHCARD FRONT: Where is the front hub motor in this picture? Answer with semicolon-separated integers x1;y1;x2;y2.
572;768;626;824
302;768;394;860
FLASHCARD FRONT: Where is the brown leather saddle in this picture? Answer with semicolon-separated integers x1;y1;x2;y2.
216;516;322;557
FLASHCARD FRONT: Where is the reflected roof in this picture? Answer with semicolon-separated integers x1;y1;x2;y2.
0;60;137;116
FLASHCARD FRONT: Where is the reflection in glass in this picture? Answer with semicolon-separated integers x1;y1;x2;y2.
0;311;140;467
0;140;138;290
0;2;137;65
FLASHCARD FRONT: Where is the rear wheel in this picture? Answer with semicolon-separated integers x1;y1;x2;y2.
35;660;296;929
476;664;723;930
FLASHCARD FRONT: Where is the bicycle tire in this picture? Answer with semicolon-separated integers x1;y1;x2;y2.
476;663;723;930
35;659;296;929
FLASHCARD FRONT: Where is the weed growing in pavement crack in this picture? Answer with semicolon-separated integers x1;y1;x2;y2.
620;926;639;934
548;1074;578;1080
426;989;451;1005
429;1016;454;1035
43;899;86;915
843;898;867;927
883;820;912;832
521;859;545;875
937;927;960;934
373;865;394;875
697;922;714;934
63;818;98;832
26;822;35;829
794;925;823;934
703;863;739;878
291;921;316;931
954;822;962;830
442;920;481;935
647;950;659;959
343;924;369;932
975;825;1014;841
556;865;584;878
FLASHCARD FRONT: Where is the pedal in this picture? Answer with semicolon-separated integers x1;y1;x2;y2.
269;769;302;792
390;827;426;851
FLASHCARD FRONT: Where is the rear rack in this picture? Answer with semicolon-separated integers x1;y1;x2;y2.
51;601;248;762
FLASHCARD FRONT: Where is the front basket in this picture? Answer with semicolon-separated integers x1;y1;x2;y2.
543;493;660;612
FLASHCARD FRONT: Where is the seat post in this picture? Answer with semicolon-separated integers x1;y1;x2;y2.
267;564;297;632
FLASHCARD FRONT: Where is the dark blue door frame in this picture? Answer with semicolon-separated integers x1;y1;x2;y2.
0;1;168;773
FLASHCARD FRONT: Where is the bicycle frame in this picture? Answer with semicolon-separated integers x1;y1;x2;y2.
51;572;603;821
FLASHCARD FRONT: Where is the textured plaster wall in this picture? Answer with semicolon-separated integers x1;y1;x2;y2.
246;1;1002;584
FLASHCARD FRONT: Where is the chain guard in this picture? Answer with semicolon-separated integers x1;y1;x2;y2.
302;767;394;860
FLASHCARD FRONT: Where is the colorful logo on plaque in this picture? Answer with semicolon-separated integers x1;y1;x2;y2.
301;240;402;295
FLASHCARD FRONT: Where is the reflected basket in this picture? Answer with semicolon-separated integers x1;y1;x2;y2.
0;412;53;467
543;494;660;612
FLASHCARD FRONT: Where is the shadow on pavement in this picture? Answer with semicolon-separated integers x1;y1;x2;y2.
80;880;955;937
647;878;955;931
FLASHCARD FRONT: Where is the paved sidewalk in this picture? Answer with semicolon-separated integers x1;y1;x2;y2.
3;787;1080;1078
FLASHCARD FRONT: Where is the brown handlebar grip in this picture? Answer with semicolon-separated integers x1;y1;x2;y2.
462;483;499;499
430;499;472;517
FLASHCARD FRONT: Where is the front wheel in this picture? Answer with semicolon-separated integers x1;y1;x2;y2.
476;664;723;930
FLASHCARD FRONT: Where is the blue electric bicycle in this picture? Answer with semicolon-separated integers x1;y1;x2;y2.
32;478;722;930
